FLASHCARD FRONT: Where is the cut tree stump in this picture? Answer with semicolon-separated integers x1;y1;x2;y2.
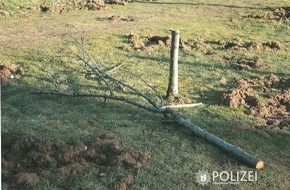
166;29;180;98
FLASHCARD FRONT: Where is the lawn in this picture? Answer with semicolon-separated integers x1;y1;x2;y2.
1;0;290;189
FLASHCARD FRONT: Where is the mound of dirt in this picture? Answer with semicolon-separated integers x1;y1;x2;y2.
264;40;283;50
124;34;213;53
40;0;128;14
124;33;171;52
107;15;139;22
222;74;290;129
180;38;213;53
114;175;134;190
0;64;24;81
167;96;193;104
247;7;289;22
223;37;248;51
2;133;149;189
223;56;265;70
218;38;283;51
40;0;105;13
0;9;11;18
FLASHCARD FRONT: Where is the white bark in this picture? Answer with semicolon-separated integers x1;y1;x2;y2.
167;30;180;98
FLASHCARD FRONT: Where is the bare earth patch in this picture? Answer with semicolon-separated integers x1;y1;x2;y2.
247;7;290;22
180;38;213;53
223;56;266;70
2;133;149;189
40;0;128;14
129;36;285;53
0;64;24;81
124;33;171;52
114;175;134;190
124;34;214;53
218;37;283;51
107;15;140;22
222;74;290;130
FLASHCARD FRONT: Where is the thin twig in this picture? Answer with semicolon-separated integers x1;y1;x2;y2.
34;91;162;113
77;55;114;96
128;71;164;106
162;103;202;109
106;63;124;73
69;33;159;107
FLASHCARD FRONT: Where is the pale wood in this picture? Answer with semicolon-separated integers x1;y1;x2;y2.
107;63;124;73
167;30;180;98
165;108;264;169
162;103;202;109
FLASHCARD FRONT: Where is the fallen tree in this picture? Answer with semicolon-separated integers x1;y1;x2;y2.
35;36;264;169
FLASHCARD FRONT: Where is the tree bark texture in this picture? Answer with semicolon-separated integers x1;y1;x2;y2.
166;108;264;169
167;30;180;98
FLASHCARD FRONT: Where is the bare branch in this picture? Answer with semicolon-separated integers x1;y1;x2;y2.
33;91;162;113
106;63;124;74
77;55;114;96
69;33;159;107
127;71;164;106
162;103;202;109
70;33;160;108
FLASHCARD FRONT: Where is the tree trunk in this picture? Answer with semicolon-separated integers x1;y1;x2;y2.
166;108;264;169
167;30;180;98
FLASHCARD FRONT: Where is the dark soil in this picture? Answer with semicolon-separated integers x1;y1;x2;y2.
2;133;148;189
0;64;24;81
223;56;266;70
180;38;213;53
124;34;214;53
124;34;283;53
218;38;283;51
167;96;193;105
0;10;11;17
222;74;290;130
247;7;290;22
124;33;171;52
107;15;139;22
40;0;128;14
114;175;134;190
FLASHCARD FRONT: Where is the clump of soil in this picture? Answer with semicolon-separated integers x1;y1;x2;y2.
0;64;24;81
218;38;283;51
223;56;266;70
107;15;139;22
124;33;171;52
0;9;11;17
167;96;193;105
2;133;149;189
247;7;289;22
14;173;40;187
40;0;105;13
222;74;290;129
180;38;213;53
40;0;128;14
124;34;214;53
263;40;283;50
114;175;134;190
223;37;248;51
124;35;282;53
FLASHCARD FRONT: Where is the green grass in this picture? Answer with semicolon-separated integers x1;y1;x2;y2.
1;0;290;189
